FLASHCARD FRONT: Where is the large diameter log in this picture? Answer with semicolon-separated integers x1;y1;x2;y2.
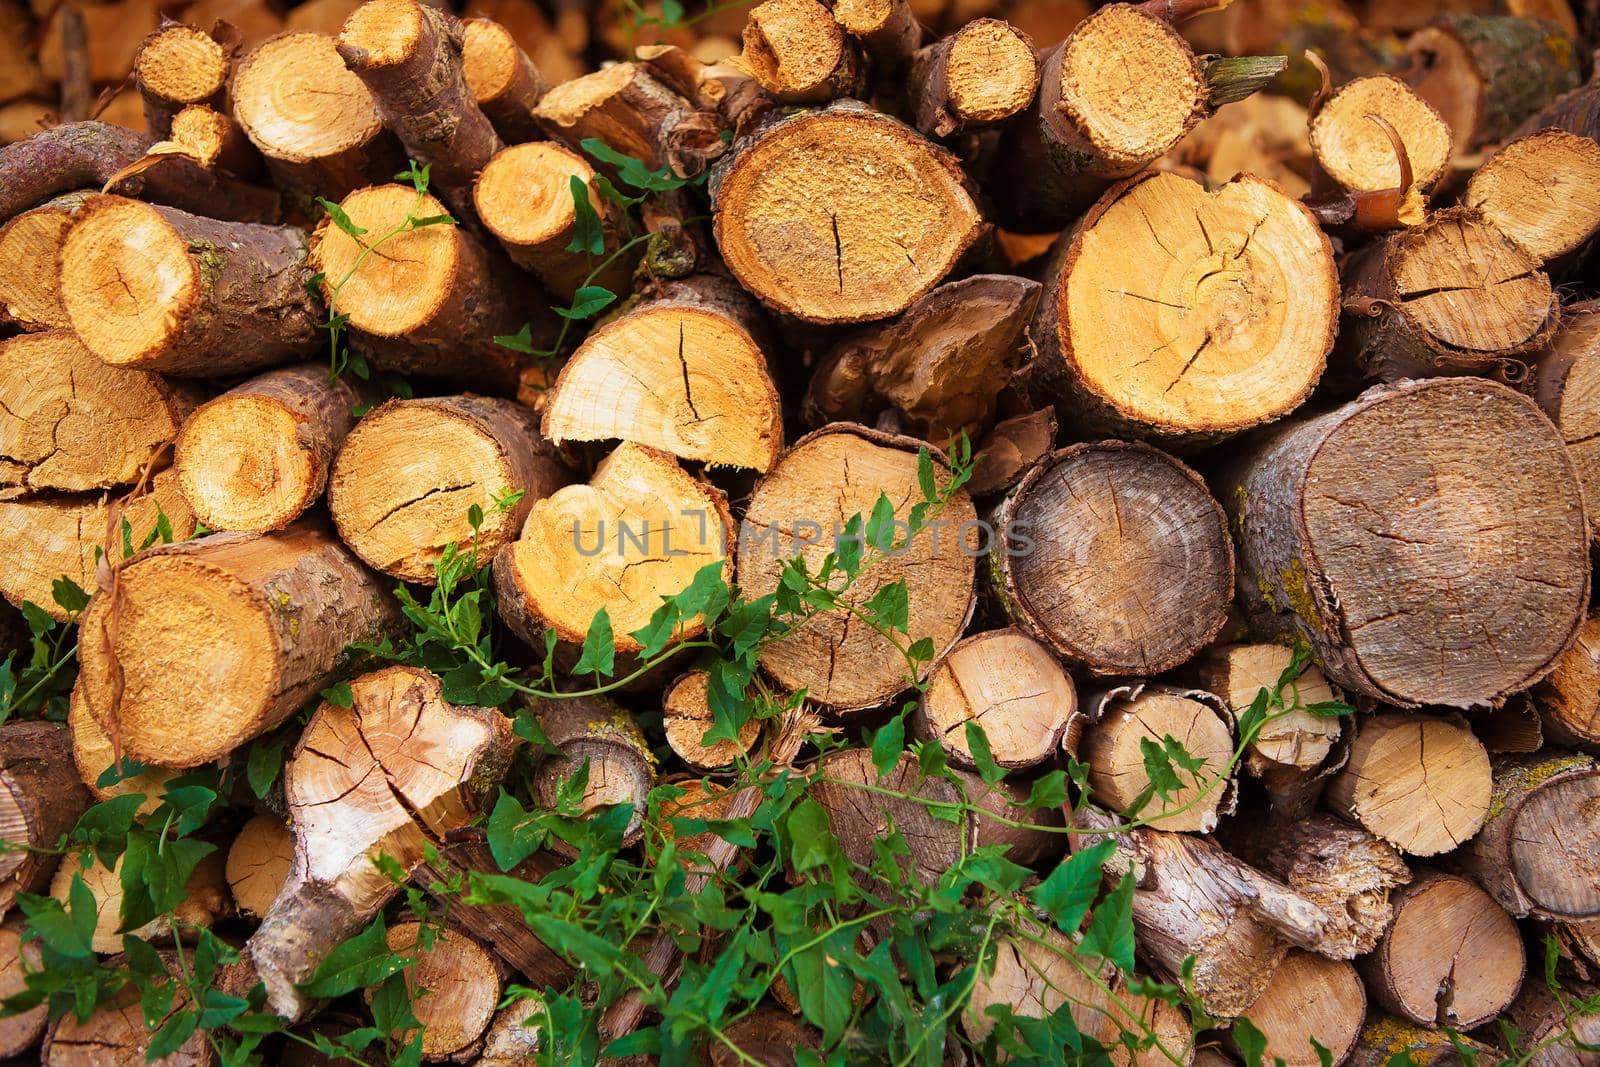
907;18;1038;138
989;441;1233;677
1237;951;1366;1067
1220;377;1589;709
1308;75;1452;195
373;923;502;1060
0;915;45;1057
1533;300;1600;546
133;24;230;137
1030;171;1336;443
710;101;984;325
60;195;320;377
74;521;404;768
1465;131;1600;265
913;628;1077;770
1533;615;1600;748
737;424;976;713
0;722;91;917
1360;871;1525;1028
1461;753;1600;919
462;18;547;144
0;191;86;330
1079;684;1234;831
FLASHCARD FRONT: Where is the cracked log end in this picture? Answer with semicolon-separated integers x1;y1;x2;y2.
134;23;229;133
226;814;295;920
1237;951;1365;1067
0;193;87;330
711;103;983;325
1081;689;1233;831
371;924;502;1060
992;441;1233;677
496;442;732;650
740;0;855;104
1534;615;1600;747
1047;171;1336;441
914;627;1078;771
1309;75;1451;193
43;953;216;1066
662;670;761;771
1199;643;1342;775
1464;753;1600;919
1466;130;1600;264
309;186;459;341
737;424;976;713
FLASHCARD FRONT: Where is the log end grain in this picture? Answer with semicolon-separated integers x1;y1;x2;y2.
134;23;229;116
1238;951;1365;1067
915;628;1077;770
1466;130;1600;263
941;19;1038;127
225;814;294;920
233;31;387;180
1309;75;1452;192
376;924;501;1059
662;670;761;770
309;185;461;340
1080;689;1233;831
740;0;852;103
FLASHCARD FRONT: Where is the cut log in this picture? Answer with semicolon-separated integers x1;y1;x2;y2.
464;0;584;85
0;191;86;330
990;441;1233;677
961;771;1067;868
1533;614;1600;749
710;101;984;324
907;18;1037;138
1514;73;1600;141
737;424;976;713
739;0;862;104
1030;171;1336;443
0;722;90;917
528;696;656;853
329;395;566;585
0;914;45;1058
60;195;319;377
337;0;504;224
833;0;922;70
810;748;971;894
1533;301;1600;548
1406;13;1580;154
226;814;295;920
961;920;1115;1046
234;31;402;200
967;409;1057;498
804;273;1041;442
308;184;548;391
1198;644;1343;779
161;103;262;179
41;958;216;1066
1465;131;1600;265
1461;753;1600;919
74;521;404;767
248;666;515;1021
914;628;1078;770
0;331;199;494
49;849;229;954
495;442;733;653
1236;952;1365;1067
540;275;782;470
662;670;762;770
1079;684;1234;831
1507;980;1600;1067
1220;377;1589;709
463;17;547;144
479;999;548;1065
1347;1015;1493;1067
372;923;502;1061
1308;74;1452;194
0;495;106;619
133;23;230;138
532;63;694;171
67;694;177;818
1359;871;1525;1028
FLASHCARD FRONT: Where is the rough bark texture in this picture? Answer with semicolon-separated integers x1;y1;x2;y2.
532;62;696;171
0;722;90;918
967;408;1056;498
1534;614;1600;749
462;17;547;143
1347;1014;1494;1067
1459;752;1600;919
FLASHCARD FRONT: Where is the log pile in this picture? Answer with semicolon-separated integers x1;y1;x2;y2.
0;0;1597;1063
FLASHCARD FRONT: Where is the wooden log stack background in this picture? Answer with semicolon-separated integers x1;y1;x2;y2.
0;0;1598;1062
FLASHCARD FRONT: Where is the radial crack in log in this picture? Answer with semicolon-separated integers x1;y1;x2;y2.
1466;130;1600;265
1461;752;1600;919
914;627;1078;770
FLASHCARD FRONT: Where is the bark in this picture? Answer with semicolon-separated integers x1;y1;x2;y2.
133;23;230;138
907;18;1037;138
989;440;1233;677
1533;302;1600;548
42;955;216;1066
707;1007;821;1066
373;923;503;1061
49;849;229;954
914;627;1078;770
0;190;87;330
1506;980;1600;1067
527;696;656;855
533;62;698;172
1218;377;1589;709
74;520;405;767
1198;643;1343;781
956;768;1067;868
967;409;1057;498
1346;1014;1494;1067
1307;74;1452;193
1533;615;1600;749
662;670;762;771
1465;130;1600;264
740;0;863;104
1079;683;1235;832
1460;753;1600;919
1514;71;1600;140
1236;951;1366;1067
0;914;45;1058
0;722;90;918
462;17;547;144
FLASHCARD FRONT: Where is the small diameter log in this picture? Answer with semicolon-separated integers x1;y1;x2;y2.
373;923;502;1060
968;409;1057;498
1534;302;1600;547
329;396;565;584
1308;75;1452;195
74;521;403;767
532;63;694;171
990;441;1233;677
908;18;1037;138
1030;171;1336;443
739;0;861;104
914;628;1078;770
42;960;216;1066
234;31;402;200
462;18;547;144
226;814;295;920
49;849;229;953
961;921;1116;1047
1534;615;1600;749
1220;377;1589;709
992;4;1205;233
1461;753;1600;919
663;670;761;771
175;365;369;534
0;191;86;330
1199;644;1342;779
1466;130;1600;265
529;697;656;853
496;442;732;653
308;184;546;391
68;695;177;817
0;331;200;494
1360;871;1525;1028
737;425;976;713
0;915;45;1057
805;274;1041;442
0;722;91;915
163;104;261;179
60;195;319;377
1507;981;1600;1067
541;275;782;471
1079;685;1234;832
479;1000;548;1066
250;666;515;1021
133;24;230;138
710;101;984;325
337;0;504;224
419;835;573;987
1237;952;1366;1067
1406;13;1580;154
832;0;922;71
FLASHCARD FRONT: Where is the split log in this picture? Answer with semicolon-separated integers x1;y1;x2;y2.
1533;614;1600;749
226;814;295;920
914;628;1078;770
540;275;782;470
1406;13;1580;154
1220;377;1589;709
1236;951;1366;1067
233;31;403;200
337;0;504;224
737;424;977;713
308;184;550;391
1465;131;1600;264
418;835;574;986
0;914;45;1057
1461;753;1600;919
662;670;761;770
532;63;694;171
0;722;90;916
989;441;1234;677
0;191;86;330
49;849;229;954
0;331;199;494
804;273;1041;442
967;409;1056;497
1533;301;1600;548
710;101;984;325
739;0;862;104
1029;171;1336;443
1198;643;1342;781
329;395;566;584
60;195;319;377
174;365;368;534
372;923;502;1061
133;23;230;138
1506;981;1600;1067
41;958;216;1066
1359;871;1525;1028
494;442;733;654
462;17;547;144
1079;685;1234;831
74;521;404;767
907;18;1038;138
68;695;177;818
528;697;656;853
248;666;516;1021
1307;74;1452;195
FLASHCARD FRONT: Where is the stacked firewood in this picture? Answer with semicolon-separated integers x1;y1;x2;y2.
0;0;1599;1062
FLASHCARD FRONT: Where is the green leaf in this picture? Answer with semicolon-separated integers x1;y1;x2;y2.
146;1008;200;1060
316;197;368;237
860;580;909;636
1078;870;1136;974
1030;839;1115;935
659;0;684;24
494;324;538;354
579;137;694;193
573;608;615;678
485;791;546;871
1311;1038;1334;1067
916;448;937;503
1233;1017;1269;1067
95;756;146;790
863;492;896;551
321;681;354;708
1024;771;1068;811
869;714;905;777
554;285;617;321
964;721;1006;786
565;174;605;255
298;915;409;998
1305;700;1356;718
52;576;89;615
784;798;835;872
246;737;284;799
